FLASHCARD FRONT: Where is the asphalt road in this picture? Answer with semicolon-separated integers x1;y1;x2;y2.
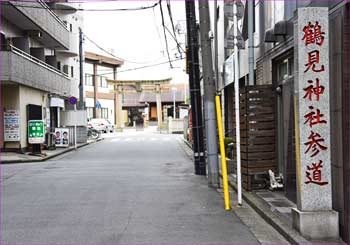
1;129;259;244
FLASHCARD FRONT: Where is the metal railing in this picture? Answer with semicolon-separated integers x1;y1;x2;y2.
37;0;69;30
1;44;69;79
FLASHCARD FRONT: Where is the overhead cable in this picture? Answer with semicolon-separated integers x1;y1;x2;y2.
159;0;173;68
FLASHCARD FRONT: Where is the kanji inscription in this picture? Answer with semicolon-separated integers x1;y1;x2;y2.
297;7;332;211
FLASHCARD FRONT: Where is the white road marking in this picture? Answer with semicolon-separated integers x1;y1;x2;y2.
111;137;173;142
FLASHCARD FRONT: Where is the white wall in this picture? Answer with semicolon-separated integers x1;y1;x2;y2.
98;98;115;125
55;8;84;99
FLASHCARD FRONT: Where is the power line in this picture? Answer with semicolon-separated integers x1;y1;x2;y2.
98;57;185;76
164;25;185;53
152;6;166;59
0;1;159;12
159;0;173;68
166;0;182;58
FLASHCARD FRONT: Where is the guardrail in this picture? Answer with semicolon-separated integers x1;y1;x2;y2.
2;44;69;79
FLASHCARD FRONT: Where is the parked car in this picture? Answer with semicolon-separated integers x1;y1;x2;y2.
87;118;114;133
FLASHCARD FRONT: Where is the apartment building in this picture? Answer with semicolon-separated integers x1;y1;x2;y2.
84;51;124;125
0;1;84;150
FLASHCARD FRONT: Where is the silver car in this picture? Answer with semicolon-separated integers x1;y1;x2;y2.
88;118;114;133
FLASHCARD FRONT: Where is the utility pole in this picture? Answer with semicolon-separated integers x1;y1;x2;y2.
185;0;206;175
78;28;84;110
233;1;242;205
198;0;220;188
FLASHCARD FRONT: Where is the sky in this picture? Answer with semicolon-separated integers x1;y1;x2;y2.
82;1;188;84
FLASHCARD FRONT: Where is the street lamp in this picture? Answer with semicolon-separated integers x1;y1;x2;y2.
171;87;177;118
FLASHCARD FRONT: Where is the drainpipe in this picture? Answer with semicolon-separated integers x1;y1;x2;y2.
248;0;254;86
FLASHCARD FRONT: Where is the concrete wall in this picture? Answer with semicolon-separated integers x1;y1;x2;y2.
1;84;49;149
1;85;20;148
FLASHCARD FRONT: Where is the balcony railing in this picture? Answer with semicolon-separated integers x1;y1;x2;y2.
37;0;68;31
6;1;70;49
2;44;69;78
1;44;72;95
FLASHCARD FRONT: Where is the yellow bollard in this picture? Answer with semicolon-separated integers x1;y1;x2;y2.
215;95;231;211
294;96;302;203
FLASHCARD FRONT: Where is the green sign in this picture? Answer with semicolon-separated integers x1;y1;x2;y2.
28;120;45;144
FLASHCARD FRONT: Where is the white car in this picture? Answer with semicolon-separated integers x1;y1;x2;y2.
88;118;114;133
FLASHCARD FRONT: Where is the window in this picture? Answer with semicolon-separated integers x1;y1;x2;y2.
85;74;94;86
99;76;108;88
71;66;74;78
87;107;94;120
69;23;73;32
101;108;108;119
0;32;6;51
57;61;61;71
277;57;294;82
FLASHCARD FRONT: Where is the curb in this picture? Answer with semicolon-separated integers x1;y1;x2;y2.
1;138;103;164
226;176;309;245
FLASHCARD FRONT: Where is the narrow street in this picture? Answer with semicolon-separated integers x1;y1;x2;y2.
1;129;259;244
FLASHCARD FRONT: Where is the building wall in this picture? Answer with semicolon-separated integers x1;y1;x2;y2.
1;85;20;148
19;85;48;149
98;98;115;125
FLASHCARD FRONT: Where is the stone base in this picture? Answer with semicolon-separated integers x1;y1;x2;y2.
292;208;339;240
115;127;123;132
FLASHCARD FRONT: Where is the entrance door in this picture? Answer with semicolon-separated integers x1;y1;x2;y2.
274;55;296;203
50;107;58;130
27;104;42;152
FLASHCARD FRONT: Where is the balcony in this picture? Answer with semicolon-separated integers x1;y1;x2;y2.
1;1;69;49
1;45;71;96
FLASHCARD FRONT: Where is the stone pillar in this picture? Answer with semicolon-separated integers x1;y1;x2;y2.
115;85;123;131
93;63;98;118
292;7;339;240
156;84;162;128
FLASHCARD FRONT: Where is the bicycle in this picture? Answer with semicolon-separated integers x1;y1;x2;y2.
87;127;101;140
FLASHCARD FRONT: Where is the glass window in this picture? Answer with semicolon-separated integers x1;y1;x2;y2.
101;108;108;119
87;107;94;120
276;56;294;82
99;76;108;88
85;74;94;86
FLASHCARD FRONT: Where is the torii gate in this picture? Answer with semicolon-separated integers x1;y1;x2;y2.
107;78;171;129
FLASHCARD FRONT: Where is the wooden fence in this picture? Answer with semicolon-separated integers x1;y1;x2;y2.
232;85;276;191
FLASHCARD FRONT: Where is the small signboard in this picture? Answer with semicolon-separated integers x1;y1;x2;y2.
4;110;20;141
55;128;69;148
28;120;45;144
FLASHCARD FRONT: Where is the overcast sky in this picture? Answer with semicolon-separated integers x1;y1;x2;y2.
83;1;188;83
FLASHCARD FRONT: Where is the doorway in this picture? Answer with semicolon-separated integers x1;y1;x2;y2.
273;54;296;203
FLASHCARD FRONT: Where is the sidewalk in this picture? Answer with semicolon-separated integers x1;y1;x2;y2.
1;138;102;164
182;139;345;244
